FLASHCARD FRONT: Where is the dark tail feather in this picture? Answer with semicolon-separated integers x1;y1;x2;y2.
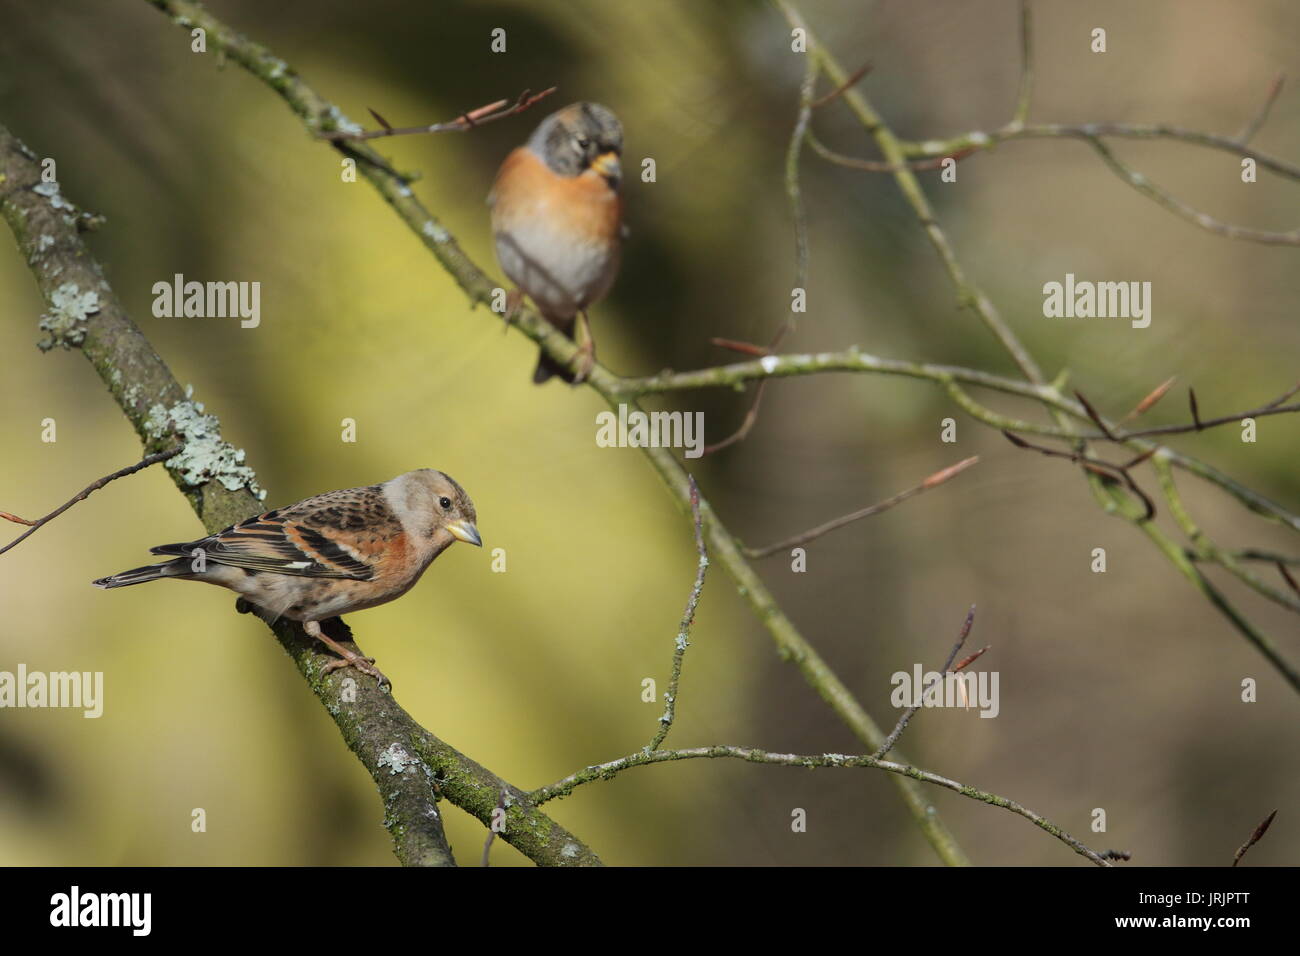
149;541;198;557
92;559;186;589
533;349;578;385
533;318;578;385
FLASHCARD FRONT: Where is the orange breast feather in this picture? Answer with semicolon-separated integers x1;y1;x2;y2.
367;530;411;584
492;147;622;246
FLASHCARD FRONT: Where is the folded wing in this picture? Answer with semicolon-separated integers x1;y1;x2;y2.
151;508;377;581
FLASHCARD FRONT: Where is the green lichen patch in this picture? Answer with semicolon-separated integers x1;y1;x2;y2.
32;180;74;214
37;281;100;351
143;393;266;500
378;742;417;775
323;105;363;135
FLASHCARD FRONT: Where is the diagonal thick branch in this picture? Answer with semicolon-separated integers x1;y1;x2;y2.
0;123;601;868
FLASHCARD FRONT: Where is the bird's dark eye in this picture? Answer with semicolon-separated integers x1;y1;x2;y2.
438;496;452;510
576;136;591;151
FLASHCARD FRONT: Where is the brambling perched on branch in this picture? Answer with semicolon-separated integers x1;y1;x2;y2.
489;102;624;384
93;469;480;685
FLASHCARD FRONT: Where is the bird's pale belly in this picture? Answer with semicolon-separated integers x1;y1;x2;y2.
494;219;619;321
198;563;427;623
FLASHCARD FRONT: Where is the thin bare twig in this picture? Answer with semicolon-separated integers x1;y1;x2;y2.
874;606;977;759
704;53;817;455
1007;381;1298;443
528;738;1114;865
1120;447;1158;471
1198;548;1300;566
318;87;557;141
1235;73;1285;145
784;58;815;338
1277;562;1300;597
649;476;708;752
744;456;979;559
480;788;509;867
1232;808;1278;866
0;449;179;556
1012;0;1033;125
702;378;771;456
1003;431;1156;521
1085;135;1300;246
811;61;872;109
809;132;979;173
1110;386;1299;439
901;120;1300;184
1261;381;1300;410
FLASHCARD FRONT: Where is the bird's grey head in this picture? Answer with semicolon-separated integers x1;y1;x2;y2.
530;102;624;187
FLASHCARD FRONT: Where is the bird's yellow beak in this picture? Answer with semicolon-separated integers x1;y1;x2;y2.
447;520;482;547
590;151;621;183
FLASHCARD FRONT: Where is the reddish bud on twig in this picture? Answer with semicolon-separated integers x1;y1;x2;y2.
953;645;990;672
710;337;772;357
922;456;980;489
1233;808;1278;867
1121;376;1176;423
1074;390;1116;440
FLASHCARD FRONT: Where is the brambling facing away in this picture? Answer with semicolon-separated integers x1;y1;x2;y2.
92;470;480;685
489;102;624;384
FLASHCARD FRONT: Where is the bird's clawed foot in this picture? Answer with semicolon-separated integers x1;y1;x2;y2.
321;650;390;689
305;619;391;690
501;288;523;333
570;342;596;384
571;310;597;384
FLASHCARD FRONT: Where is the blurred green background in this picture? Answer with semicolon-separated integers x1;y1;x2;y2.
0;0;1296;866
